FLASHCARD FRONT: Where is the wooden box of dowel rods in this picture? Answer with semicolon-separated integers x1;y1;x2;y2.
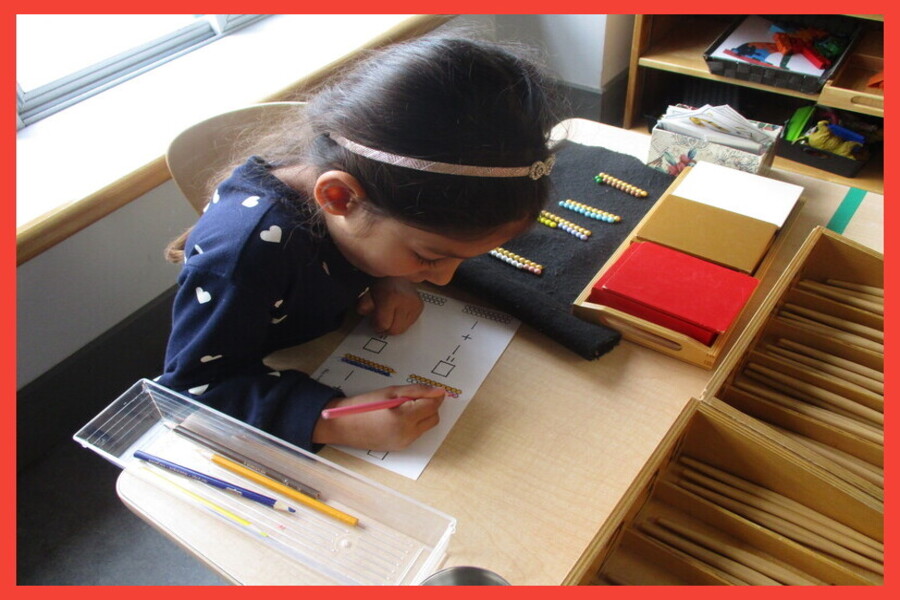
564;227;883;586
563;397;883;586
703;226;883;501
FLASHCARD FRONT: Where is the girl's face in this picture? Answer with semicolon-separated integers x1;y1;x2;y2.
328;208;531;286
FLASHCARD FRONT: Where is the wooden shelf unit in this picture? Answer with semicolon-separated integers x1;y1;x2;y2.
624;15;884;193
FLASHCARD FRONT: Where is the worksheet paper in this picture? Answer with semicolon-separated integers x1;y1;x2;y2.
312;291;520;479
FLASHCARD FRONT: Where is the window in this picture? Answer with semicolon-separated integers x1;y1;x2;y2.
16;14;267;128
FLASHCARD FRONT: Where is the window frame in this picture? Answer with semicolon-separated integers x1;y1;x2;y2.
17;14;268;128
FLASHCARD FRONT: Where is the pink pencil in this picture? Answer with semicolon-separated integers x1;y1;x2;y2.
320;397;414;419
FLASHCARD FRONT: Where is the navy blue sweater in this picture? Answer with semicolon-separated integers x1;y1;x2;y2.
158;157;374;451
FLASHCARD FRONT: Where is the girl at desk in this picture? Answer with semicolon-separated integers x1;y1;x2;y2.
159;36;559;453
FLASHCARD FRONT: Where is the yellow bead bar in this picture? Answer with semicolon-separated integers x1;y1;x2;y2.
407;374;462;397
539;210;591;240
536;214;558;228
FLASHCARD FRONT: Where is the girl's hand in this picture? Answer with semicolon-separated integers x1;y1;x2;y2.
312;385;445;451
356;277;424;335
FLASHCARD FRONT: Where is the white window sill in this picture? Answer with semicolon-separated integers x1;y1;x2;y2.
16;14;452;263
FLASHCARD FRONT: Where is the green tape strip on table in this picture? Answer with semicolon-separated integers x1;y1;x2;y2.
827;187;867;234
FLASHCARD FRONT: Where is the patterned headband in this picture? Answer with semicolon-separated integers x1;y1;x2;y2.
330;134;555;180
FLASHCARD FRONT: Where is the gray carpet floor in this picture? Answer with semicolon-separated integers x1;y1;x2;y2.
17;439;227;585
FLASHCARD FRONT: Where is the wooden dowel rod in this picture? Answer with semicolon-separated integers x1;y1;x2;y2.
681;456;883;552
796;280;883;315
819;284;884;306
677;481;884;575
777;339;883;383
767;424;884;488
759;347;884;406
594;571;635;586
678;466;883;562
826;279;883;298
782;303;883;343
656;517;824;585
797;278;882;304
734;377;884;445
778;313;884;353
815;281;884;304
746;362;883;423
641;520;778;585
766;344;883;394
741;369;883;436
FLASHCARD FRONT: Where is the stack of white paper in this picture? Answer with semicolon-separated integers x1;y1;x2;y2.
657;104;779;155
673;161;803;228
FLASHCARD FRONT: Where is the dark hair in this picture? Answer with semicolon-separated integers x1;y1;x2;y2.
167;36;559;261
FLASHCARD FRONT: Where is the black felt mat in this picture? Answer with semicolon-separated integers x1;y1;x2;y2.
452;140;676;360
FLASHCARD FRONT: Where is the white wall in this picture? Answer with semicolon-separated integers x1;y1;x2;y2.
16;181;196;387
448;14;634;91
496;14;608;90
601;15;635;88
16;14;635;390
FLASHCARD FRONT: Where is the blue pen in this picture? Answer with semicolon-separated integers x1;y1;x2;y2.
133;450;295;513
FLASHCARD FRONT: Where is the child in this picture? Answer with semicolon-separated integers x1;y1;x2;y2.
160;36;559;453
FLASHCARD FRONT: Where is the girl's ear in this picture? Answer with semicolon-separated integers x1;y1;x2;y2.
313;170;366;215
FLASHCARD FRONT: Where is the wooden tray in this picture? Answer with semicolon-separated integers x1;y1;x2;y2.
573;167;803;369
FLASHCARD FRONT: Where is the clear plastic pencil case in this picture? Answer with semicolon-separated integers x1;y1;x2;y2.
74;378;456;585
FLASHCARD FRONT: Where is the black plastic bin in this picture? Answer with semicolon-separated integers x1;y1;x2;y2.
703;15;861;94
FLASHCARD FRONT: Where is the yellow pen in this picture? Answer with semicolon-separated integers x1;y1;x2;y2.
208;452;359;527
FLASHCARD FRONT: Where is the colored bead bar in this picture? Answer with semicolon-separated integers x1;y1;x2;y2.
536;214;558;229
558;199;621;223
341;353;395;376
489;247;543;276
407;374;462;398
594;172;648;197
539;210;591;240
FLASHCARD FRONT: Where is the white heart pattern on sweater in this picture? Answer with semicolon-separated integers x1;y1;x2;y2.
260;225;282;243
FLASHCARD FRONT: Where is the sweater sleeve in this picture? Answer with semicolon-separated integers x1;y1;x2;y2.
158;266;342;452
